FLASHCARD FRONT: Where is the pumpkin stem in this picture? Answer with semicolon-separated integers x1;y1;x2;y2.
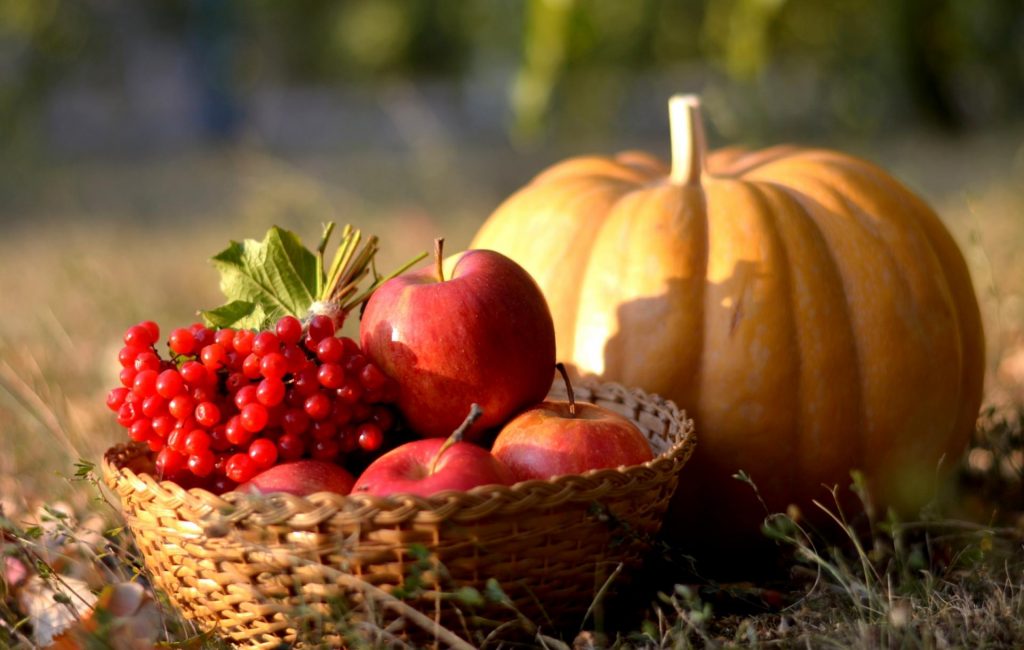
668;94;706;186
434;237;445;283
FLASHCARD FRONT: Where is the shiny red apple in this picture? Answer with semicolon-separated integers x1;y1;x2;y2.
491;367;653;481
359;240;556;439
239;460;355;496
352;406;515;497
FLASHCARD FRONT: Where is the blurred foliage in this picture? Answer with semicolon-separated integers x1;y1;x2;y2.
0;0;1022;148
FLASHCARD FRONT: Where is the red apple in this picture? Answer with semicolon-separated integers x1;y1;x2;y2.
491;366;653;481
239;460;355;496
360;240;556;439
352;407;515;497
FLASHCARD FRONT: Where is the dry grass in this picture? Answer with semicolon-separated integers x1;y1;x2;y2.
1;131;1023;647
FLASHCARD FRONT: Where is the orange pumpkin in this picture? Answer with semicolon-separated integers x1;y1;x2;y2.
472;96;984;558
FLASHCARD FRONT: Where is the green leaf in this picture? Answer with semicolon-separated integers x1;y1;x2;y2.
200;300;267;330
205;227;318;329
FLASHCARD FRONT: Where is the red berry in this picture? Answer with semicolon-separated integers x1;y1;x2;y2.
331;401;353;426
225;372;247;393
225;453;257;483
266;404;286;428
184;429;211;454
340;337;361;357
195;401;222;428
307;315;335;343
248;438;278;469
167;428;188;453
259;353;288;380
316;337;343;363
148;438;166;453
133;369;158;397
180;361;207;385
156;448;187;479
242;353;262;379
168;394;196;420
318;363;345;389
192;385;214;403
276;316;303;346
256;378;285;407
370;406;396;432
304;393;331;421
234;384;258;409
225;415;252;446
211;476;237;495
357;423;384;451
119;366;137;388
311;419;337;441
134;351;161;373
282;345;308;373
209;425;231;451
152;415;176;438
337;378;363;404
139;320;160;343
168;328;197;356
282;409;311;436
311;439;340;461
214;328;236;349
277;433;305;461
359;363;388;391
188;450;215;478
340;427;358;452
239;403;269;432
343;354;366;374
155;369;185;398
106;387;130;411
124;324;155;348
129;419;153;442
233;330;255;355
293;365;320;397
118;346;145;368
141;394;167;418
252;331;280;357
200;344;228;370
192;326;214;349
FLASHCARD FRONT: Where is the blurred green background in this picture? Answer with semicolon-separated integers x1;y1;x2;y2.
1;0;1023;502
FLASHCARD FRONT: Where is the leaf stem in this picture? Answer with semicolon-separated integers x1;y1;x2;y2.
346;250;428;308
316;222;336;299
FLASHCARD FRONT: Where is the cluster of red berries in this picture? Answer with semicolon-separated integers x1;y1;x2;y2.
106;315;399;492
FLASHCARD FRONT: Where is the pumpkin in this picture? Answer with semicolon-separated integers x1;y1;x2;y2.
471;95;984;558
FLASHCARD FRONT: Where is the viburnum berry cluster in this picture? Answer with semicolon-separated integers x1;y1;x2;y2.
106;315;399;492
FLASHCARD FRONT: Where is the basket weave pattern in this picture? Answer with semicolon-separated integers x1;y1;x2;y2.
103;379;695;648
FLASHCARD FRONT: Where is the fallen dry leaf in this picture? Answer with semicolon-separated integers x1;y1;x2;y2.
17;574;96;647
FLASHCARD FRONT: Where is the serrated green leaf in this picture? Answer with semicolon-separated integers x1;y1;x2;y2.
208;227;318;328
200;300;267;330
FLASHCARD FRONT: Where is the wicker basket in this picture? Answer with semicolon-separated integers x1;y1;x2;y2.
102;378;695;648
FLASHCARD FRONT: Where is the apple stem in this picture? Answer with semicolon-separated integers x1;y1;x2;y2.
555;363;576;418
429;403;483;475
434;237;445;283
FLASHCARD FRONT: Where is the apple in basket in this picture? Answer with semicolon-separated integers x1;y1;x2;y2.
352;404;515;497
359;239;556;439
491;365;654;481
240;460;356;496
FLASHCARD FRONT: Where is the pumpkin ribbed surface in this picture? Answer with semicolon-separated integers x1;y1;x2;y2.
472;97;984;553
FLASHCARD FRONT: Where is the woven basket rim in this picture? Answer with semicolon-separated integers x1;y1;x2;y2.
103;378;695;527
